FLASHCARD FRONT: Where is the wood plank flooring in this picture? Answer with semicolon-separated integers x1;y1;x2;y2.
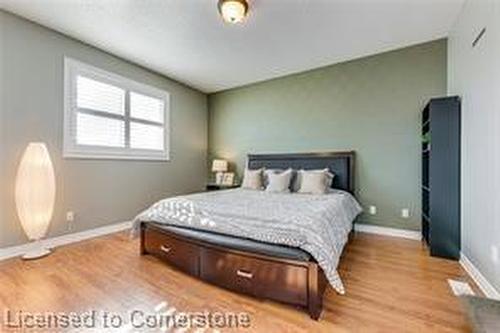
0;231;474;332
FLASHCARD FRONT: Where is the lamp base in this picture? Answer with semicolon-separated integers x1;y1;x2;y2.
215;172;225;185
22;247;51;260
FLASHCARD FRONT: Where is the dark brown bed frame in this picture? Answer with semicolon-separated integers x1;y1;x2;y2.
140;151;356;320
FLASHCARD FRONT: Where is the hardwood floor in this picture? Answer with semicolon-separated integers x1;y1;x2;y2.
0;231;474;332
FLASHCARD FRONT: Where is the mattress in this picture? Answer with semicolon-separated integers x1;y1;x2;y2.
133;188;362;294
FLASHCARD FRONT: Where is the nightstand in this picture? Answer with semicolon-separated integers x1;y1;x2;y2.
206;183;240;191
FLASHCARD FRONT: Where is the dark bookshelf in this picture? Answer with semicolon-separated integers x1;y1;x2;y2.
421;96;461;260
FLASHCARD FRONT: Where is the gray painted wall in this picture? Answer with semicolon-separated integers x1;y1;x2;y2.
208;40;447;231
448;0;500;294
0;11;207;248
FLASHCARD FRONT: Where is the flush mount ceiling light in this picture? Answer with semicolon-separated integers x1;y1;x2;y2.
218;0;248;24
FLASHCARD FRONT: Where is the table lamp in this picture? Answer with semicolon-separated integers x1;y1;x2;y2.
212;159;228;185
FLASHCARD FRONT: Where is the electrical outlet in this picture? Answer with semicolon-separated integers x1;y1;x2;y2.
66;211;75;231
401;208;410;219
66;211;75;222
491;245;499;264
368;206;377;215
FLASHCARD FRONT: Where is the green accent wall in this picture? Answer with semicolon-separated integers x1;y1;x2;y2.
208;39;447;231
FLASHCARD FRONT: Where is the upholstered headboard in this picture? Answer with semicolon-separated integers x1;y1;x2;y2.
247;151;355;194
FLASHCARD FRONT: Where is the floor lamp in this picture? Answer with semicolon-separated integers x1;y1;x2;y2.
15;142;56;259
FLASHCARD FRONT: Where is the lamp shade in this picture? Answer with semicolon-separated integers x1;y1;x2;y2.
218;0;248;24
212;159;228;172
15;143;56;242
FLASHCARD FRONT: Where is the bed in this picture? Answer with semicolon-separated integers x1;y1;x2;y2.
134;151;361;319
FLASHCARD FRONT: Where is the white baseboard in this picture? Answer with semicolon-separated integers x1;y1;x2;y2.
354;223;422;240
0;221;132;261
459;253;500;300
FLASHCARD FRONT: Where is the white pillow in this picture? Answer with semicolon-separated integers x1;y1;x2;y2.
297;169;332;194
241;168;264;190
263;168;284;187
265;169;293;193
292;169;334;192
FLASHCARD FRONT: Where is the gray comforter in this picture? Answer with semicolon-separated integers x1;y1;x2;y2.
132;188;362;294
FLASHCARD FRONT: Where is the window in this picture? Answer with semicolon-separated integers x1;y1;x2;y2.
64;58;170;160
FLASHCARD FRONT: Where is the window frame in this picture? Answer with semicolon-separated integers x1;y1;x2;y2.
63;57;170;161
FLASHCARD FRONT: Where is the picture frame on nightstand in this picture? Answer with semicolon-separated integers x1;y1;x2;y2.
221;172;235;186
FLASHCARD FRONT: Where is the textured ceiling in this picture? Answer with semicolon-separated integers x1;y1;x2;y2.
0;0;464;93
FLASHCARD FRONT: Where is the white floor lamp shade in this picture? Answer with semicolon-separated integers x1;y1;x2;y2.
15;143;56;259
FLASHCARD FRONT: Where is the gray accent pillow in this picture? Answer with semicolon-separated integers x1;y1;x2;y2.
265;168;293;193
292;169;334;192
241;168;264;190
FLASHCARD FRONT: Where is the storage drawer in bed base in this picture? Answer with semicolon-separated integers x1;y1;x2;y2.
140;222;327;320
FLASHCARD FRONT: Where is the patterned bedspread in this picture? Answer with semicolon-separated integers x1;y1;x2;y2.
132;188;362;294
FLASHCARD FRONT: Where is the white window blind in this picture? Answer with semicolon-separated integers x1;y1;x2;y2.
64;58;170;160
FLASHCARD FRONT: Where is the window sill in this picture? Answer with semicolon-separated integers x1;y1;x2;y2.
63;152;170;162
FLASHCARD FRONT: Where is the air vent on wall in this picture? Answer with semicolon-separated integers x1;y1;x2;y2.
472;27;486;48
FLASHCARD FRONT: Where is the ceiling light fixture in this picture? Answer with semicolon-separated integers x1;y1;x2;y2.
218;0;248;24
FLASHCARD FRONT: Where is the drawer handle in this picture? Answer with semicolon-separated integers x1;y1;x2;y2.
236;270;253;279
160;245;171;253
